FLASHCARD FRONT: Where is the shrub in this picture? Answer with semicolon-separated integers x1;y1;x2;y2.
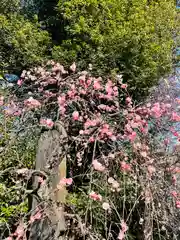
53;0;178;98
0;92;40;236
0;14;50;73
1;62;180;239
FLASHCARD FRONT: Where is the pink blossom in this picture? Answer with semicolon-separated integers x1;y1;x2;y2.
111;135;117;141
70;62;76;72
24;97;41;109
112;180;120;189
84;118;100;129
165;103;171;108
44;91;56;98
126;97;132;104
45;119;54;128
68;90;76;98
93;79;102;90
147;165;156;176
121;220;128;232
13;110;22;116
38;87;43;92
118;220;128;240
53;63;67;74
72;111;79;121
125;123;133;133
118;231;125;240
0;96;4;106
140;127;148;134
7;237;13;240
140;151;148;158
59;106;66;115
92;159;105;172
120;161;131;172
80;89;86;95
40;118;54;128
57;95;66;106
89;136;95;142
5;108;14;116
17;79;23;86
121;84;127;89
113;86;118;91
100;123;109;132
128;131;137;142
87;78;92;86
172;131;179;137
151;103;162;118
14;223;25;239
164;138;170;146
100;124;114;139
58;178;73;188
21;70;26;78
79;75;86;86
108;177;115;184
89;191;102;201
98;93;106;99
176;201;180;208
79;130;84;135
40;81;48;87
171;191;178;198
113;86;118;97
105;80;113;98
133;142;141;150
171;112;180;122
130;120;139;129
84;130;90;134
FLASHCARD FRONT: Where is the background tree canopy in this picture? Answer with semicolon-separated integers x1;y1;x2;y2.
0;1;180;239
0;0;21;14
0;0;178;98
53;0;177;98
0;0;50;74
0;14;50;73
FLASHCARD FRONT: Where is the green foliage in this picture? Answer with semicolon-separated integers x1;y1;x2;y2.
0;105;39;226
0;183;28;224
0;0;20;14
54;0;177;98
0;14;50;73
23;0;65;43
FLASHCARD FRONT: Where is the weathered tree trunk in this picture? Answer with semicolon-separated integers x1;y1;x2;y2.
28;121;68;240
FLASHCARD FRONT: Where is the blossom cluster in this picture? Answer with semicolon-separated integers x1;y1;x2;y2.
4;61;180;239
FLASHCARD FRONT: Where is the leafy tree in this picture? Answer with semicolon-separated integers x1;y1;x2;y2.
0;0;20;14
22;0;66;44
0;14;50;73
54;0;177;98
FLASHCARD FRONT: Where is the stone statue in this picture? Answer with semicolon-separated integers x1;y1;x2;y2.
28;121;68;240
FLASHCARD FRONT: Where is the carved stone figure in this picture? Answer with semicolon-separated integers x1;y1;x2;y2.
28;121;68;240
